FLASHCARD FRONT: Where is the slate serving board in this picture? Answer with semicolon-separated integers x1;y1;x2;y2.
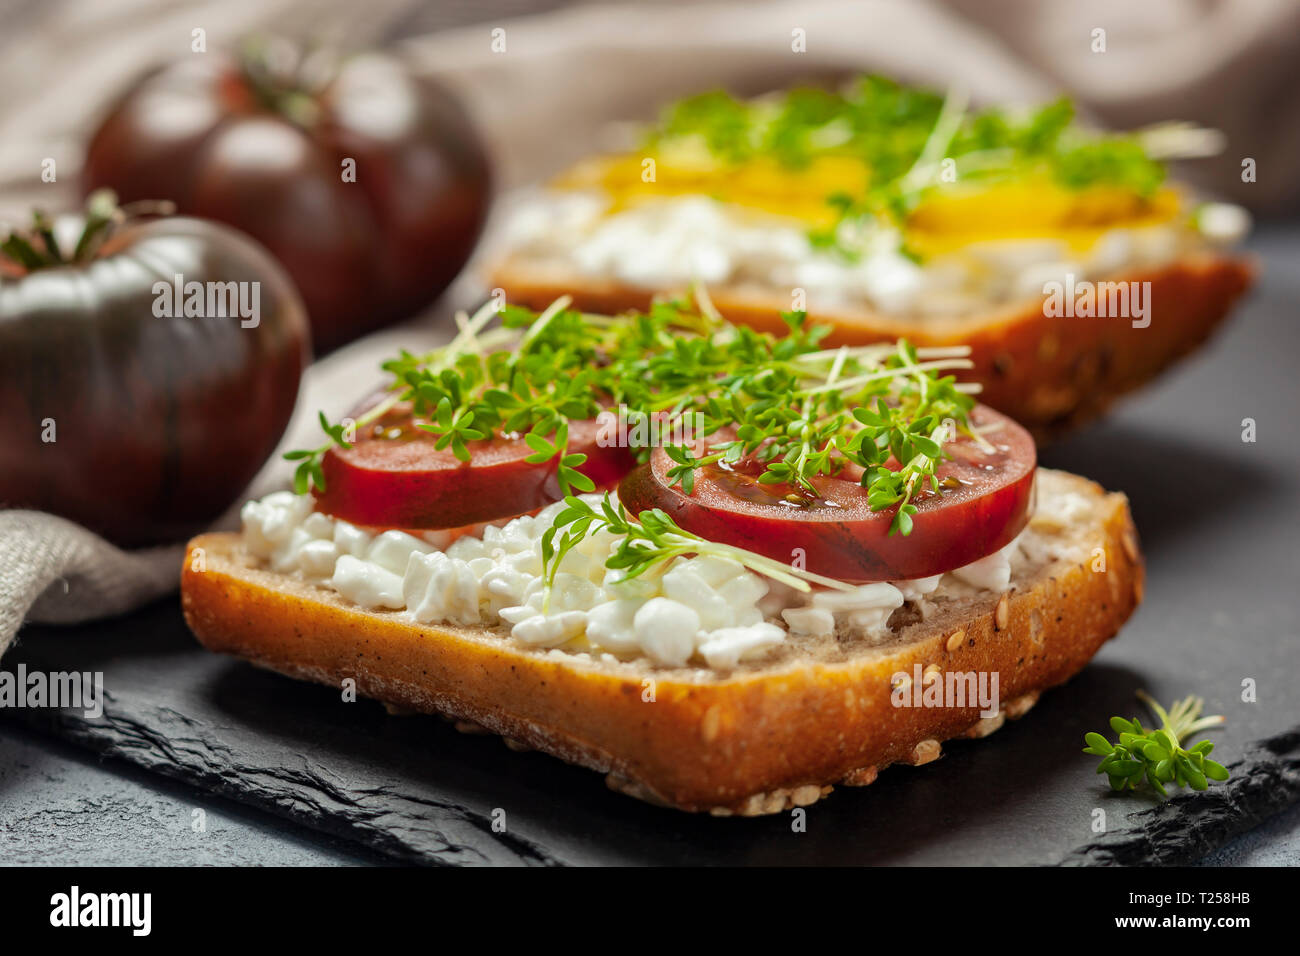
4;226;1299;866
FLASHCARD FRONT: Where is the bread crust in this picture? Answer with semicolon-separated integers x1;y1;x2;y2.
181;470;1142;815
489;253;1254;440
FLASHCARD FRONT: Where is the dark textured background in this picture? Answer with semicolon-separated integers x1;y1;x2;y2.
2;225;1297;867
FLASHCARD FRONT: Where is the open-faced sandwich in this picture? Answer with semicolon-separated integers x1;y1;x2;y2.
489;77;1254;437
181;293;1143;815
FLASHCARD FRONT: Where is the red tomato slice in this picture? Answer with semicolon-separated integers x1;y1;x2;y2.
617;404;1036;582
314;401;635;529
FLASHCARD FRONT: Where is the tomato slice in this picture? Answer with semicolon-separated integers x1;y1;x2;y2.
314;400;636;529
617;404;1036;582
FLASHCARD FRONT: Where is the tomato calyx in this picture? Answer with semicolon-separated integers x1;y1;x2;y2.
0;191;176;274
234;36;335;128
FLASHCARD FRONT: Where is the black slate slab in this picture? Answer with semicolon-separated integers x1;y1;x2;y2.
3;225;1299;866
3;609;1297;865
0;722;387;866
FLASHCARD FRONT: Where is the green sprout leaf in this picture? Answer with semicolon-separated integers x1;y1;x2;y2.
1081;692;1228;799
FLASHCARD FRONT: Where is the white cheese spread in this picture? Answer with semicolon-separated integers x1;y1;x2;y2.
239;482;1089;669
501;191;1246;317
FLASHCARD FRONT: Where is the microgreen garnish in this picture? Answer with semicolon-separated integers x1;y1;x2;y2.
282;297;564;493
539;492;854;613
523;422;596;494
1082;691;1229;797
652;330;976;537
646;76;1194;260
283;412;351;495
284;291;977;537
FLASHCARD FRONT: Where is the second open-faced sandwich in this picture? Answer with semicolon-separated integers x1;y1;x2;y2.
490;76;1254;437
181;293;1143;814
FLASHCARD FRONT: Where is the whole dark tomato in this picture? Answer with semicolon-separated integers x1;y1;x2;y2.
0;194;309;547
82;41;491;352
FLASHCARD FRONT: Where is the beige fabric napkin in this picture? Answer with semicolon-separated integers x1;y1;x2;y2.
2;0;1296;652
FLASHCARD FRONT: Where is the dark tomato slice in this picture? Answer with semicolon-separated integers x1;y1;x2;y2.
315;400;636;529
617;404;1036;582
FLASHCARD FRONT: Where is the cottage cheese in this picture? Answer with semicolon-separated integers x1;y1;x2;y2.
240;482;1081;668
502;191;1243;317
241;493;781;667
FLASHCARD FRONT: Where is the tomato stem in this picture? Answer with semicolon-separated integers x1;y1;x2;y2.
0;233;47;271
0;191;175;272
237;36;334;128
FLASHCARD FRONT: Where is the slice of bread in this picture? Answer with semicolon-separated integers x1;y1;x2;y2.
489;252;1253;440
180;468;1142;815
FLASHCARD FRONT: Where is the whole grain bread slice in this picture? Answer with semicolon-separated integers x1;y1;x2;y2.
180;468;1142;815
489;252;1253;441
